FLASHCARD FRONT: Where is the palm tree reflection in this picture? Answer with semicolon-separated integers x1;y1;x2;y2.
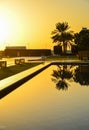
52;65;73;90
52;65;89;91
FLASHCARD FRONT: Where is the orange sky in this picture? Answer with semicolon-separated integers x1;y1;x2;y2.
0;0;89;50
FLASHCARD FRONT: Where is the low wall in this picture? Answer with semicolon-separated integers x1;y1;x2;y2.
78;50;89;60
0;61;7;69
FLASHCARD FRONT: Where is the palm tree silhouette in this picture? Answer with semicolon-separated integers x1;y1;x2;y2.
52;65;73;90
51;22;74;54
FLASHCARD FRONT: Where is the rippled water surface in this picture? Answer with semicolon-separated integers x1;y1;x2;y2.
1;65;89;130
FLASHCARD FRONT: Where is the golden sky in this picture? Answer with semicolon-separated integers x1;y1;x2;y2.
0;0;89;50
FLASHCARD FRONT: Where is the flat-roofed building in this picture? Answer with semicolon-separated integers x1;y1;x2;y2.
5;46;27;57
4;46;52;57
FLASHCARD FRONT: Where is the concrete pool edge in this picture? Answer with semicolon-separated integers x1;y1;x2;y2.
51;61;89;65
1;60;89;99
0;62;51;99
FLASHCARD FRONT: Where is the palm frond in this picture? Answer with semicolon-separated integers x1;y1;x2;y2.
56;22;70;32
56;79;68;90
51;33;60;43
51;30;58;35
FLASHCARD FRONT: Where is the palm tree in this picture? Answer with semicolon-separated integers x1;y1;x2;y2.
51;22;74;54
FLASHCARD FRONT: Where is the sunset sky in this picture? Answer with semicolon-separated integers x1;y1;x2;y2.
0;0;89;50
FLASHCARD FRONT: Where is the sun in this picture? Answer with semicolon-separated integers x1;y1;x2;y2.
0;12;14;43
0;6;13;49
0;9;25;50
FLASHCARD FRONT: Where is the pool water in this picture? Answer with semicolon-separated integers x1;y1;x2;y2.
0;65;89;130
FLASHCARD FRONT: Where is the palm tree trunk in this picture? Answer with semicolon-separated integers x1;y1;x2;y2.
63;42;67;54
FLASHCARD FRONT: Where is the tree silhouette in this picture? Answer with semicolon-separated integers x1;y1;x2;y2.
74;28;89;50
52;65;73;90
52;65;89;90
51;22;74;54
73;65;89;86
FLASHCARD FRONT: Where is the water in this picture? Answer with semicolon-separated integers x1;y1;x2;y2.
0;65;89;130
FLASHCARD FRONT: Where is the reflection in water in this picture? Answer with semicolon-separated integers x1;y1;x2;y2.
52;65;73;90
73;65;89;85
1;65;89;130
52;65;89;90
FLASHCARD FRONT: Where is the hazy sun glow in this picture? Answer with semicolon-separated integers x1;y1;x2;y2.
0;7;25;49
0;13;13;42
0;0;89;50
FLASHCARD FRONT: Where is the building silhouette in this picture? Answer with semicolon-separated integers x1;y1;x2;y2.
4;46;51;57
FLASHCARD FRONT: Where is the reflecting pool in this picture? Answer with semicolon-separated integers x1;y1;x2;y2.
1;65;89;130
